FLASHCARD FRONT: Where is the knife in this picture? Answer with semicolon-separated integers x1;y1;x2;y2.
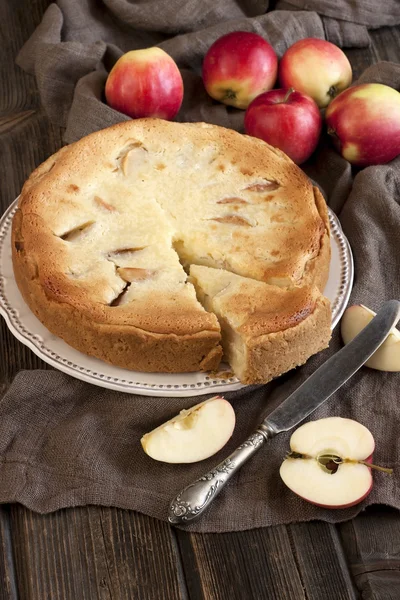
168;299;400;525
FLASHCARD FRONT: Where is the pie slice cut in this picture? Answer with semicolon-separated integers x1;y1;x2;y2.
190;265;331;384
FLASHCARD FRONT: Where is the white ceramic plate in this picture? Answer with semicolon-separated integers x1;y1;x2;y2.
0;199;353;396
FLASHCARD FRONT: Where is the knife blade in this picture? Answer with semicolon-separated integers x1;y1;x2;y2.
168;299;400;525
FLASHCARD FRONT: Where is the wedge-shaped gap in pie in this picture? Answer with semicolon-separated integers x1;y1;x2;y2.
190;265;331;384
172;239;191;274
59;221;96;242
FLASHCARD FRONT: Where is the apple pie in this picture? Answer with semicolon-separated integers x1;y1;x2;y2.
12;119;331;383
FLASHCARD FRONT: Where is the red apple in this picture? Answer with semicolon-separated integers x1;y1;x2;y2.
280;417;376;508
202;31;278;109
325;83;400;166
105;47;183;120
279;38;352;108
244;88;322;164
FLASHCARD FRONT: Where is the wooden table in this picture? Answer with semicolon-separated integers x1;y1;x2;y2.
1;3;400;598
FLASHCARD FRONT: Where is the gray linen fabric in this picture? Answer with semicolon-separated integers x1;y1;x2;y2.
276;0;400;29
1;1;399;531
16;0;374;140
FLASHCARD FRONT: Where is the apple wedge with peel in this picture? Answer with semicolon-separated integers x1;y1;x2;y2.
280;417;376;508
141;396;235;463
341;304;400;371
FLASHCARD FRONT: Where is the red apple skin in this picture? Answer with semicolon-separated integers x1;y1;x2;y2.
244;88;322;164
300;454;374;509
325;83;400;166
279;38;352;108
105;48;183;120
202;31;278;109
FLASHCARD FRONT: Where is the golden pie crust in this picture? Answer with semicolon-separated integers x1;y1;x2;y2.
12;119;331;382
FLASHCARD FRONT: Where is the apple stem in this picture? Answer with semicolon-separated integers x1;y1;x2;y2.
328;85;337;98
327;127;341;142
282;87;295;103
224;89;237;101
346;459;393;474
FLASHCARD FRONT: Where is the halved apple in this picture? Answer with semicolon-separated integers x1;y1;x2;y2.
341;304;400;371
141;396;235;463
280;417;375;508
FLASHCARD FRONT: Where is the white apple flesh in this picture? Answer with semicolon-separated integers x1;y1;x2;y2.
280;417;375;508
341;304;400;371
141;396;235;463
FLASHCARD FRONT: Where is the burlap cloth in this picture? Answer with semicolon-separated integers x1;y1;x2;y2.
1;1;399;532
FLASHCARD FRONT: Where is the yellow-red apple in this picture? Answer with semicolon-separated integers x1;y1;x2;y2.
326;83;400;166
244;87;322;164
202;31;278;109
280;417;376;508
105;48;183;120
279;38;352;108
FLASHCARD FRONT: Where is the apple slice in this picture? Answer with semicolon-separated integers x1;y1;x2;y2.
280;417;376;508
341;304;400;371
141;396;235;463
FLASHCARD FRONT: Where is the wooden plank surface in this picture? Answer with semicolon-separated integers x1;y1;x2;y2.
0;506;18;600
288;522;357;600
1;0;400;598
9;505;186;600
339;506;400;600
0;0;45;113
177;521;359;600
0;0;60;390
176;525;306;600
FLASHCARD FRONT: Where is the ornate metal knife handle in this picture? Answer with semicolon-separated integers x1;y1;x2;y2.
168;424;276;525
